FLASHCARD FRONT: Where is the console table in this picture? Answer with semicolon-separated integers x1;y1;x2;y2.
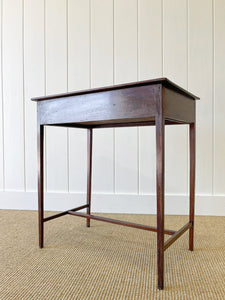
32;77;199;290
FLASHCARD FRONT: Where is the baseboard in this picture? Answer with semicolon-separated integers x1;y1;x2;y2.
0;191;224;216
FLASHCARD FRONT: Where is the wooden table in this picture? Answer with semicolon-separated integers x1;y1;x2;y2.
32;77;199;290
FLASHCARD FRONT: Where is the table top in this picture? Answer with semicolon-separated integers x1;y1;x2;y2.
31;77;199;102
34;77;199;127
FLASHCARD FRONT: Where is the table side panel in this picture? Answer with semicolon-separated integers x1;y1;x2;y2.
164;87;196;123
37;85;160;125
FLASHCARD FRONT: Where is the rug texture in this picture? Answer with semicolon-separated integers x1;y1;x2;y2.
0;210;224;299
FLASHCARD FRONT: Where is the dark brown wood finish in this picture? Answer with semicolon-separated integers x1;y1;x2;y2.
33;78;199;290
86;129;93;227
164;221;192;251
164;88;195;123
47;119;188;130
36;85;158;126
156;86;165;290
37;123;44;248
189;122;196;251
68;211;176;235
43;204;89;222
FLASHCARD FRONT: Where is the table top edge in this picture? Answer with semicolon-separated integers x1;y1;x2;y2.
31;77;200;102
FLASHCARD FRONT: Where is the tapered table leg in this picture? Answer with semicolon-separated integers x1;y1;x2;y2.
37;124;44;248
189;123;195;251
86;128;93;227
156;113;165;290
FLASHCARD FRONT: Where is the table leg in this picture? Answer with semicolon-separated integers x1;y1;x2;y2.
156;115;165;290
37;124;44;248
86;128;93;227
189;123;195;251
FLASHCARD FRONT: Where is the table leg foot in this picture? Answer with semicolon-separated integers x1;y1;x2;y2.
158;282;164;290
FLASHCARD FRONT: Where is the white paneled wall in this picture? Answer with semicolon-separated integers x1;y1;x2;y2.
0;0;224;216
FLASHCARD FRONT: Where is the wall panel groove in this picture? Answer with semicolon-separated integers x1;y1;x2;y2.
66;0;69;192
44;0;47;192
212;0;215;194
113;0;115;194
22;0;26;191
187;0;190;194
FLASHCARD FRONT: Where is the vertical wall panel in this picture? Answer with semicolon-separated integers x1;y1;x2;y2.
0;0;4;190
68;0;89;91
163;0;188;194
114;0;138;85
2;0;24;190
114;0;138;193
138;0;162;80
214;0;225;194
91;0;113;89
189;0;213;193
24;0;45;191
91;0;114;193
138;0;162;194
45;0;68;192
68;0;89;192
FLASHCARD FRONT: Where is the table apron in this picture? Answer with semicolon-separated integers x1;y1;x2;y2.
37;85;160;125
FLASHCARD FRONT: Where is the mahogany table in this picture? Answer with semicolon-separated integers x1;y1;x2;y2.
32;77;199;290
